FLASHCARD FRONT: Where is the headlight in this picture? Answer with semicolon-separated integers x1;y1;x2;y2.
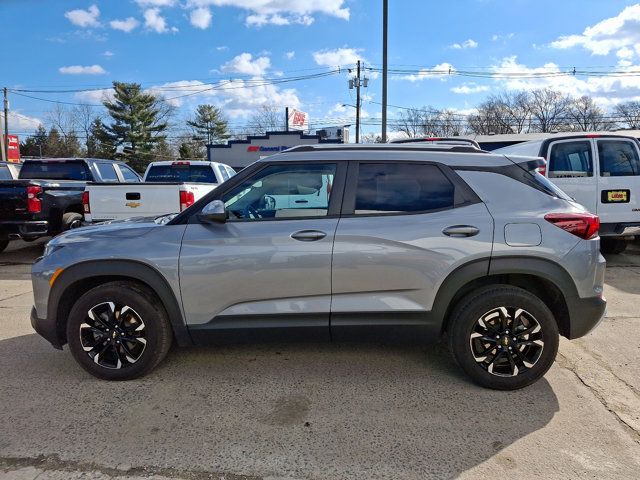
43;243;64;257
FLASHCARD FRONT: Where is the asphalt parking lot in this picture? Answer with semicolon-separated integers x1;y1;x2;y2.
0;240;639;480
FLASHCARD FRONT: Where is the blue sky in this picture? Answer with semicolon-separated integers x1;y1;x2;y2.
2;0;640;138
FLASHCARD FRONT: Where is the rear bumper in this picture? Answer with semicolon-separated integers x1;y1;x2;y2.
0;220;49;238
30;306;63;350
599;222;640;237
565;295;607;339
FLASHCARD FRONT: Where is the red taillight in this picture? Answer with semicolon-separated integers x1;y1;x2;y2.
27;186;42;213
536;159;547;177
172;161;190;166
179;190;195;211
82;191;90;214
545;213;600;240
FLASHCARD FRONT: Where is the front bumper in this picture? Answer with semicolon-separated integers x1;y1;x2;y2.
566;295;607;339
30;306;63;350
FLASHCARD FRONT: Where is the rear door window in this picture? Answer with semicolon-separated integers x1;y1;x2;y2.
19;161;93;181
598;140;640;177
96;163;119;182
0;165;11;180
354;163;455;214
548;141;593;178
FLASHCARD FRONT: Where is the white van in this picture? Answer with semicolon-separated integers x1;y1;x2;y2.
495;134;640;253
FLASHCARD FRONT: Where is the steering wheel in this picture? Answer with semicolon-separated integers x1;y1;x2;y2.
243;205;261;219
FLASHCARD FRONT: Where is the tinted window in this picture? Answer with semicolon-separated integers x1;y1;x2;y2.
219;166;230;182
119;165;140;182
96;163;119;182
0;165;11;180
145;164;217;183
223;163;336;220
354;163;454;214
226;166;236;178
19;161;92;181
548;141;593;178
598;140;640;177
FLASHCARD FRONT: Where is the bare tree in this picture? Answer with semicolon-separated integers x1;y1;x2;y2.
395;108;423;138
73;104;103;155
247;105;285;135
613;101;640;129
46;104;76;141
569;96;609;131
498;91;532;133
529;89;572;133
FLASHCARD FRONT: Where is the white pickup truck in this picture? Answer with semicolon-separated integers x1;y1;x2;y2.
83;161;236;223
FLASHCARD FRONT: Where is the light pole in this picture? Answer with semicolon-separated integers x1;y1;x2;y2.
381;0;388;143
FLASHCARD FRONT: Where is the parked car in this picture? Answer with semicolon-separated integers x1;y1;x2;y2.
0;161;21;180
494;134;640;253
0;158;140;253
83;161;235;223
31;143;606;389
392;137;481;149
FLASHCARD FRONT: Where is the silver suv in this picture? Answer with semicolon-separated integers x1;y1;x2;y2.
31;144;606;390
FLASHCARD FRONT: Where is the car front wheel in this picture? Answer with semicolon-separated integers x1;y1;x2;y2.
448;285;559;390
66;281;172;380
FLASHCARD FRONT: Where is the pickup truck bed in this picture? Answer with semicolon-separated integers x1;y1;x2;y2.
83;182;217;222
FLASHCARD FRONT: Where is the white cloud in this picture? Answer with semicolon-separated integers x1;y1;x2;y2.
401;63;455;82
450;39;478;49
75;88;115;105
185;0;349;26
59;64;107;75
490;55;640;105
135;0;176;6
64;4;100;28
216;45;228;51
102;50;114;57
6;112;42;132
110;17;140;32
551;4;640;57
285;51;295;60
617;46;635;59
143;8;177;33
451;84;490;94
221;53;271;76
147;78;301;119
190;7;212;29
491;33;514;42
313;47;362;67
245;13;313;26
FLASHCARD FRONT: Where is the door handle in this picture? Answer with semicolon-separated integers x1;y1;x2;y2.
442;225;480;237
291;230;327;242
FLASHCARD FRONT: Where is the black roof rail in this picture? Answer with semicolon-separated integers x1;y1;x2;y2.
285;144;489;154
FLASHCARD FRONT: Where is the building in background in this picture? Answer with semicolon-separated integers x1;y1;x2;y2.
207;130;343;170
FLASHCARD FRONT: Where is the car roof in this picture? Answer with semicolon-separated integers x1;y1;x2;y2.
22;157;121;163
261;143;527;168
147;160;218;167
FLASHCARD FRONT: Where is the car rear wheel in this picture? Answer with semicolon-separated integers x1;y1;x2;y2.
66;281;172;380
600;238;627;255
0;233;8;253
448;285;559;390
62;212;83;231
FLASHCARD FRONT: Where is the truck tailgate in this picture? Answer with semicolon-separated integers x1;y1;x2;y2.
0;181;29;221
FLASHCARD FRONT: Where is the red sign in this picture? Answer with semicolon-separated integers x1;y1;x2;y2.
3;135;20;163
287;109;309;131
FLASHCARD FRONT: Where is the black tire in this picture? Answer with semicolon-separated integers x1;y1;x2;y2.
62;212;83;231
0;233;8;253
66;281;173;380
600;238;627;255
448;285;559;390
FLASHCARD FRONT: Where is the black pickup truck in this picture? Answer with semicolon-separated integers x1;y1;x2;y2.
0;158;141;253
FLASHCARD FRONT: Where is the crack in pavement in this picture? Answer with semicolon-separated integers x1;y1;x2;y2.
0;454;262;480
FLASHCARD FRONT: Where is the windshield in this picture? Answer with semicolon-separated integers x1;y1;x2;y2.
145;164;217;183
19;161;92;181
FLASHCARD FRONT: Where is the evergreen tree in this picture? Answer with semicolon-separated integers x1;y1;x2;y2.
20;125;48;157
187;105;228;145
45;127;81;157
88;118;116;158
101;81;169;171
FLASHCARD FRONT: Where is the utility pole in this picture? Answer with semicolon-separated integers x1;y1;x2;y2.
381;0;388;143
348;60;368;143
2;88;8;162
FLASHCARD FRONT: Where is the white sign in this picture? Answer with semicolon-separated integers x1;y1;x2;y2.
288;109;309;131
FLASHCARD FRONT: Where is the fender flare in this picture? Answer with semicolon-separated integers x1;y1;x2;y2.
49;259;192;346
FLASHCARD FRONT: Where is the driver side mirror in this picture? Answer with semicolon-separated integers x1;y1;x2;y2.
197;200;227;224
